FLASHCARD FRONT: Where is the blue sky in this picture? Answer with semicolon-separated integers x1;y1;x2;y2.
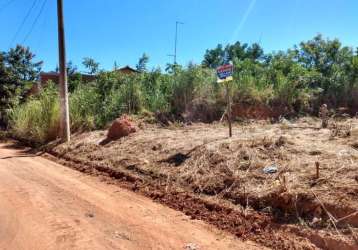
1;0;357;72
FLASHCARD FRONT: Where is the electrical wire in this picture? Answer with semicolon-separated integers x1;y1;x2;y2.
21;0;48;45
9;0;38;47
32;1;48;58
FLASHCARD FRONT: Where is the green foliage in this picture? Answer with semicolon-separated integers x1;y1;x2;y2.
202;42;264;68
0;45;42;126
82;57;100;75
101;75;143;122
67;64;216;129
136;53;149;72
55;61;78;76
140;69;172;112
9;83;59;144
7;34;358;144
170;63;217;115
94;72;145;127
205;34;358;112
70;84;101;130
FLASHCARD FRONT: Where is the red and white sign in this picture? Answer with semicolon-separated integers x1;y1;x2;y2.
216;64;233;83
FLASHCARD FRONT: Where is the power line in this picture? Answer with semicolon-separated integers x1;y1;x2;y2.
9;0;38;47
32;4;48;55
21;0;47;45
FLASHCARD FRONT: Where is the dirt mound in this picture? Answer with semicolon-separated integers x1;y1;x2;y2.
107;116;136;140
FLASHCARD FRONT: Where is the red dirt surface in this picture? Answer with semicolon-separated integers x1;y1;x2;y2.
46;152;316;249
0;142;262;250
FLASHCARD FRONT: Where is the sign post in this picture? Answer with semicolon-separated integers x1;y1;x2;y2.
226;83;232;137
217;64;234;137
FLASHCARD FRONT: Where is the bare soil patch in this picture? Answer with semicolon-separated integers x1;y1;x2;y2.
48;117;358;249
0;143;260;250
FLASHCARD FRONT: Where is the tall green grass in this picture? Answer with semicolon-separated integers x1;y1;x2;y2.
9;61;357;144
9;83;60;144
70;84;101;131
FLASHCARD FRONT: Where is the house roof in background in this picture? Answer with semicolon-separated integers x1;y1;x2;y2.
116;66;139;73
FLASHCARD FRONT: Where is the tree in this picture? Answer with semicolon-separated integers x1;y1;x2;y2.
296;35;354;104
55;61;78;76
202;42;264;68
165;63;182;74
0;45;42;126
82;57;99;75
246;43;264;61
136;53;149;72
5;45;42;82
113;61;119;70
226;42;248;62
202;44;225;68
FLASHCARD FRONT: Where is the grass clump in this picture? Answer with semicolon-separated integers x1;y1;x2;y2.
70;84;101;131
9;83;60;144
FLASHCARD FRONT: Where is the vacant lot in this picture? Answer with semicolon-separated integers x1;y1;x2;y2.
51;117;358;249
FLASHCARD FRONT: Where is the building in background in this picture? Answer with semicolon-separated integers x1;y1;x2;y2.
28;66;139;95
114;66;139;74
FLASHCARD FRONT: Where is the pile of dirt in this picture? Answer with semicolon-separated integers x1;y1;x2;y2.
107;116;136;140
49;117;358;249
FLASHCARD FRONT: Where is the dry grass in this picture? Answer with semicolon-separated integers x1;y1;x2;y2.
53;117;358;231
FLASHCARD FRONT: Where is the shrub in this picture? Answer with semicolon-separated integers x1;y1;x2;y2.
9;83;59;144
70;84;101;131
7;35;358;144
141;70;171;113
170;64;217;115
96;77;142;127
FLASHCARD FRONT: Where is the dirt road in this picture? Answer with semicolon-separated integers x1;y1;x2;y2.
0;142;264;250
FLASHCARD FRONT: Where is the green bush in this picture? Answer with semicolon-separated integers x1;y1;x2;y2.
94;73;144;127
7;35;358;144
141;70;172;113
9;83;59;144
169;65;217;115
70;84;101;131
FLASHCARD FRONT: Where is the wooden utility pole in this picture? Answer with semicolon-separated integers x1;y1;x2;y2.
57;0;70;142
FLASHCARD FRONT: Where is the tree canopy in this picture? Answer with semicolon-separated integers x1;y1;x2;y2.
0;45;42;126
82;57;100;75
136;53;149;72
2;34;358;129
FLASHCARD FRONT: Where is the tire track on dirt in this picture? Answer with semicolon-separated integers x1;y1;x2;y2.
0;142;263;250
